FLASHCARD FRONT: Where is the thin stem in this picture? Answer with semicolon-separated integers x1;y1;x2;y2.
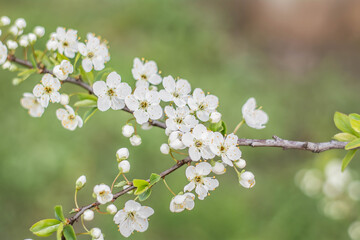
171;149;188;156
76;232;90;236
111;172;122;192
80;215;90;233
126;117;135;124
95;207;108;214
233;119;245;134
162;178;176;196
74;189;79;209
233;165;241;177
169;151;179;163
122;173;130;185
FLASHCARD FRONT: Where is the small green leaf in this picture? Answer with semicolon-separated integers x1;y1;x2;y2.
342;149;357;171
83;107;98;123
30;219;61;237
57;52;70;62
333;133;357;142
76;92;97;101
54;205;65;222
74;99;97;107
334;112;354;134
63;225;76;240
350;114;360;133
209;121;223;132
135;185;149;195
133;179;150;195
345;138;360;150
95;67;114;82
149;173;161;186
220;121;227;135
139;188;152;201
79;66;94;85
57;223;64;240
114;180;127;188
73;53;81;71
30;54;38;69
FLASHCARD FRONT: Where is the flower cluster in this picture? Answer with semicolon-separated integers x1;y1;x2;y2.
0;16;271;240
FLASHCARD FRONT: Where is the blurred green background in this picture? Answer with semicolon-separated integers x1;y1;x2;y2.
1;0;360;239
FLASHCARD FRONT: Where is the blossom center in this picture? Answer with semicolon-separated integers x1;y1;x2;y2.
198;103;206;110
140;101;149;110
63;41;69;47
107;88;115;96
175;117;183;124
195;176;203;183
69;115;75;121
44;86;52;94
87;52;94;59
173;92;179;98
195;140;203;148
141;74;147;80
220;145;226;152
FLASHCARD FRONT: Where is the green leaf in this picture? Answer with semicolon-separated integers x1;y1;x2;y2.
334;112;354;134
74;99;97;107
139;188;152;201
350;114;360;133
209;121;223;132
29;54;38;69
114;180;127;188
220;121;227;135
57;223;64;240
79;66;94;85
73;53;81;71
17;68;37;77
76;92;97;101
83;107;98;123
333;133;357;142
149;173;161;186
133;179;150;195
63;225;76;240
342;149;357;171
54;205;65;222
95;67;114;82
57;52;70;62
30;219;61;237
345;138;360;150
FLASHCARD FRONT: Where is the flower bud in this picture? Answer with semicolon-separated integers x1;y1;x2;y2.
60;94;70;105
130;135;142;146
83;209;94;221
210;112;222;123
160;143;170;154
106;204;117;214
19;35;29;47
0;16;10;26
15;18;26;29
91;228;102;239
239;171;255;188
169;131;185;150
76;175;86;190
118;160;130;173
9;26;19;36
212;162;226;175
28;33;37;44
122;124;134;137
116;148;129;162
2;61;11;70
141;122;153;130
235;158;246;169
12;78;22;85
34;26;45;37
7;40;18;50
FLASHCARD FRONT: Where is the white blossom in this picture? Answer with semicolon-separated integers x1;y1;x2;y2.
83;209;94;221
116;148;129;161
169;193;195;213
125;86;162;124
20;93;45;117
6;40;18;50
182;124;215;161
9;25;21;36
242;97;268;129
15;18;26;29
33;74;61;107
118;160;130;173
0;42;7;65
165;106;198;133
122;124;134;137
188;88;219;122
78;33;109;72
210;112;221;123
28;33;37;44
19;35;29;47
91;228;102;239
184;162;219;200
93;184;113;204
159;75;191;107
235;158;246;169
130;135;142;146
212;162;226;175
60;93;70;105
56;105;83;131
168;131;186;150
160;143;170;154
93;71;131;111
0;16;10;26
131;57;162;87
53;27;78;58
239;171;255;188
209;133;241;166
2;61;11;69
46;33;58;51
107;204;117;215
53;60;73;80
34;26;45;38
113;200;154;237
76;175;86;190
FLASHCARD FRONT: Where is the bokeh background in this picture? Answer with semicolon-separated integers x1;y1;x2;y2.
1;0;360;239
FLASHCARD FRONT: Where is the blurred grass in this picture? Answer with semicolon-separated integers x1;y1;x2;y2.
1;0;360;239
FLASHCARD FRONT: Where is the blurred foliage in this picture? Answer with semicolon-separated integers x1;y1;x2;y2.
1;0;360;239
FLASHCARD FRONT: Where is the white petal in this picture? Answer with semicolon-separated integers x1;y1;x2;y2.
113;210;127;224
195;184;208;200
117;83;132;99
119;218;134;238
203;177;219;190
181;133;194;147
189;147;201;161
226;147;242;161
50;92;60;103
82;58;93;72
137;206;154;218
184;181;195;192
125;95;139;111
162;76;176;93
97;96;111;111
148;74;162;85
33;84;44;97
124;200;141;212
111;97;125;110
56;108;68;120
147;105;162;120
185;166;196;180
159;90;172;102
193;88;205;102
134;109;149;124
133;216;149;232
93;81;107;97
196;162;212;176
192;124;207;139
106;71;121;88
196;110;210;122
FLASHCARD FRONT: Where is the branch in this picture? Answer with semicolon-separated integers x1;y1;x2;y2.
68;157;191;225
